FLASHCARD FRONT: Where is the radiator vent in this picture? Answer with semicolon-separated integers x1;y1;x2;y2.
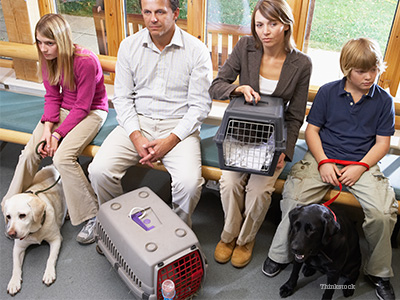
97;222;142;289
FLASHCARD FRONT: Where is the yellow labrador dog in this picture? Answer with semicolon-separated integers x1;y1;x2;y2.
1;165;66;296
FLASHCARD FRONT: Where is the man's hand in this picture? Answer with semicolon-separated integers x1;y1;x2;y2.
129;131;155;168
318;162;341;186
139;133;180;165
339;164;367;187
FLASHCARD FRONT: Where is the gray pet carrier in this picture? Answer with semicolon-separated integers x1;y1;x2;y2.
95;187;207;300
214;95;286;176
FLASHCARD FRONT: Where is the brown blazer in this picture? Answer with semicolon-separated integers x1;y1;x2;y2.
209;36;312;161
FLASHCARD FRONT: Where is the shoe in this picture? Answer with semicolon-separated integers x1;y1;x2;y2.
214;239;236;264
262;257;288;277
367;275;395;300
231;240;255;268
76;217;97;244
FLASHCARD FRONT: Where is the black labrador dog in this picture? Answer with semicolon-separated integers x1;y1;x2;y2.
280;204;361;300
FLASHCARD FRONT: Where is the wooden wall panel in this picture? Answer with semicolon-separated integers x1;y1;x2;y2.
2;0;40;82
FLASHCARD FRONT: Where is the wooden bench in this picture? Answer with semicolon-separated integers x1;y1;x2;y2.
92;8;250;71
0;42;399;216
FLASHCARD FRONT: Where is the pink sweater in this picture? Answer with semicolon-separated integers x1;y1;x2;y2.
41;47;108;137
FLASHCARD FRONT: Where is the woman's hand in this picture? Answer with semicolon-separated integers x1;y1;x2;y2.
234;85;261;104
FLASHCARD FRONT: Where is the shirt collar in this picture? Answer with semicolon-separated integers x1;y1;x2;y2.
338;77;376;98
143;24;183;51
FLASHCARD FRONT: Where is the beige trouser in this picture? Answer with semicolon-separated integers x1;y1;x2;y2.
219;164;284;246
88;116;204;227
268;151;398;278
3;108;107;226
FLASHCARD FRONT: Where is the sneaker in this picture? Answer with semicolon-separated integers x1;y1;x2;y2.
262;257;288;277
367;275;395;300
76;217;96;244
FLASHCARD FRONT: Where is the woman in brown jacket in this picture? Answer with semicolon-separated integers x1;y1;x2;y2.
208;0;312;268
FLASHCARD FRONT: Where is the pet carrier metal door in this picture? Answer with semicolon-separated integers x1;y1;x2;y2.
95;187;207;300
214;95;286;176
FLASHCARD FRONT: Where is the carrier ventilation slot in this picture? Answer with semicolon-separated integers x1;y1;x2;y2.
97;223;142;288
156;250;204;300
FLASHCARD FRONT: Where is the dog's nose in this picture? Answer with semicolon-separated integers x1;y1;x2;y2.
7;230;17;239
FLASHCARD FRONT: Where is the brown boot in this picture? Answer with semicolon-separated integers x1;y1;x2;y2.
231;240;255;268
214;239;236;264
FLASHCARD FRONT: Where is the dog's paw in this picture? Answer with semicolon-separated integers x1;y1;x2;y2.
280;282;296;298
302;264;317;277
43;267;56;286
7;277;22;296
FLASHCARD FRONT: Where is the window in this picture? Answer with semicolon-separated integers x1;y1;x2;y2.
206;0;256;71
303;0;398;87
0;3;8;42
124;0;188;37
55;0;102;54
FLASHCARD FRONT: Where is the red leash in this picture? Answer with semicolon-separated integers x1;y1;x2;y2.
317;159;369;221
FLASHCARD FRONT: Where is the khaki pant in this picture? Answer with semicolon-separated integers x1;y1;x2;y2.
268;151;398;278
88;115;204;227
3;108;107;226
219;164;284;246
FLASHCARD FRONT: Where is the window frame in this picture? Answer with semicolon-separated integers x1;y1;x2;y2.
1;0;399;96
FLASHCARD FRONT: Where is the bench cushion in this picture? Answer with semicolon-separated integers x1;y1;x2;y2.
1;90;399;200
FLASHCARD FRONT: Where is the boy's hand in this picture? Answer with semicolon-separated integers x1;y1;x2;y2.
318;163;341;186
339;165;367;186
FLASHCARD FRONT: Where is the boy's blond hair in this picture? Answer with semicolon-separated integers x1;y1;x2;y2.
340;38;386;77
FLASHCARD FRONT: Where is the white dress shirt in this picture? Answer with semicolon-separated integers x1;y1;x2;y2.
112;24;213;140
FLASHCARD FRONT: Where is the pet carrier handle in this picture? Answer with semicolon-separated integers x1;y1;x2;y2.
241;96;257;106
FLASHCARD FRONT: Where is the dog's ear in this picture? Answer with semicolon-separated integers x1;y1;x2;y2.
288;205;302;234
289;205;302;223
1;199;8;225
322;215;340;245
28;197;46;224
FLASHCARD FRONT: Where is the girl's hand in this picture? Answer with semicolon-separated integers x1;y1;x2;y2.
46;132;61;157
38;122;57;158
234;85;261;104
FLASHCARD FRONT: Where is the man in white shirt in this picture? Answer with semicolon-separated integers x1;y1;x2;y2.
88;0;212;228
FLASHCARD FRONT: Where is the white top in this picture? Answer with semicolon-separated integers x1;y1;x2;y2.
112;25;213;140
259;75;278;95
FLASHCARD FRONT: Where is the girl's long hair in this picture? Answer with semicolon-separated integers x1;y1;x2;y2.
35;14;76;90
